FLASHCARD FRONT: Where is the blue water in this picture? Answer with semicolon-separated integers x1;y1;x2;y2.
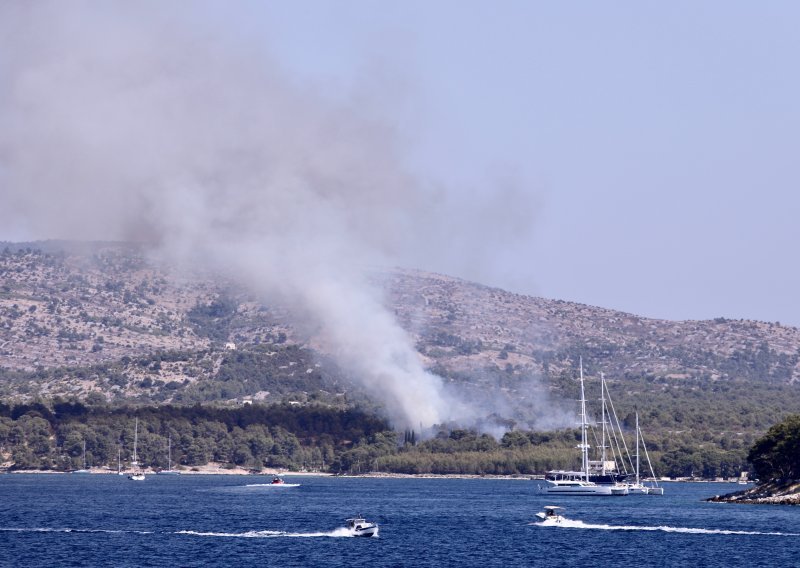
1;475;798;567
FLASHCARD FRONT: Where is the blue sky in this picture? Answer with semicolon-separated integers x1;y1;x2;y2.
3;1;799;326
251;2;800;325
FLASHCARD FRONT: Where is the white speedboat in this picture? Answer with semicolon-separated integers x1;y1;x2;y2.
345;516;379;537
535;506;566;525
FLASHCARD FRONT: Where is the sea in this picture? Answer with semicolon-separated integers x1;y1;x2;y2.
1;475;798;567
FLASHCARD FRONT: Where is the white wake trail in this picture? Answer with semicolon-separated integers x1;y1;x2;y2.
0;527;153;535
532;519;800;536
176;527;358;538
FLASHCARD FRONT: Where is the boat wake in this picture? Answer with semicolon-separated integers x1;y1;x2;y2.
176;528;357;538
532;519;800;536
1;526;358;538
244;483;301;488
0;527;154;535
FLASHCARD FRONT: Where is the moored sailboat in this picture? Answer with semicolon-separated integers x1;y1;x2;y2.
128;418;145;481
626;412;663;495
71;440;91;474
545;360;628;496
157;433;180;475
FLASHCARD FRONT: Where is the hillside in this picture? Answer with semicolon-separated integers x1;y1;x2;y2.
2;242;800;443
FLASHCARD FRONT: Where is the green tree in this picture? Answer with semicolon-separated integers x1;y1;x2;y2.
748;414;800;481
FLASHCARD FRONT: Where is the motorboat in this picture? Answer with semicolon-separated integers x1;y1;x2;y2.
535;506;566;525
345;516;379;537
244;475;300;488
128;472;145;481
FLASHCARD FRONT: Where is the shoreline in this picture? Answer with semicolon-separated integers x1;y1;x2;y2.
706;480;800;505
0;467;750;483
1;465;333;476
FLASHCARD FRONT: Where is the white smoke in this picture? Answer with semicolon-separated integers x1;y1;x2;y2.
0;2;533;428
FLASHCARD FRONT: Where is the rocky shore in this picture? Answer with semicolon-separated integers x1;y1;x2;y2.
707;480;800;505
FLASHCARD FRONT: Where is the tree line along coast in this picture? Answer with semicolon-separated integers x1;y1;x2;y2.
2;398;798;484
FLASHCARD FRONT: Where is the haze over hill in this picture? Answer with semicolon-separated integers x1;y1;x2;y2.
2;242;799;437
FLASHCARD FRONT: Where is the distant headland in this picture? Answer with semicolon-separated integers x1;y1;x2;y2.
707;480;800;505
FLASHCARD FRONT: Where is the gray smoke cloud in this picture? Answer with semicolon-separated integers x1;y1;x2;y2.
0;2;533;428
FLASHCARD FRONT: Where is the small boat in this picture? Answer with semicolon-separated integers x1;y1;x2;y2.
128;418;145;481
345;516;379;537
625;412;664;495
535;506;567;525
157;434;181;475
244;476;301;488
117;447;126;476
72;440;91;474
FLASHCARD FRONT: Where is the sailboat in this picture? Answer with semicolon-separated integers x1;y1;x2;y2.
588;373;632;484
626;412;664;495
545;360;628;496
117;446;125;475
128;418;145;481
71;440;91;474
157;433;180;475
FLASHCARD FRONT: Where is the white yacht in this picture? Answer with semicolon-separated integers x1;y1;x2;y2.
345;516;379;537
545;471;628;496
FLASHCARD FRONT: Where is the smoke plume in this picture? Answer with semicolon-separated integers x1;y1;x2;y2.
0;2;533;428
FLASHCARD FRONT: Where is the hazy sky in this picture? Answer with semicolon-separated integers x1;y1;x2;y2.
255;1;800;326
3;1;799;327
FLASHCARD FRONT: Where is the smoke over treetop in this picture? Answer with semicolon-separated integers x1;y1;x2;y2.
0;2;535;428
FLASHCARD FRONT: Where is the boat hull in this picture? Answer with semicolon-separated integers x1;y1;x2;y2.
353;525;379;537
545;480;628;496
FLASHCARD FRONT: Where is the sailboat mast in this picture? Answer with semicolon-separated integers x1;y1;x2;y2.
132;418;139;466
635;411;641;486
600;373;607;475
579;358;589;481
